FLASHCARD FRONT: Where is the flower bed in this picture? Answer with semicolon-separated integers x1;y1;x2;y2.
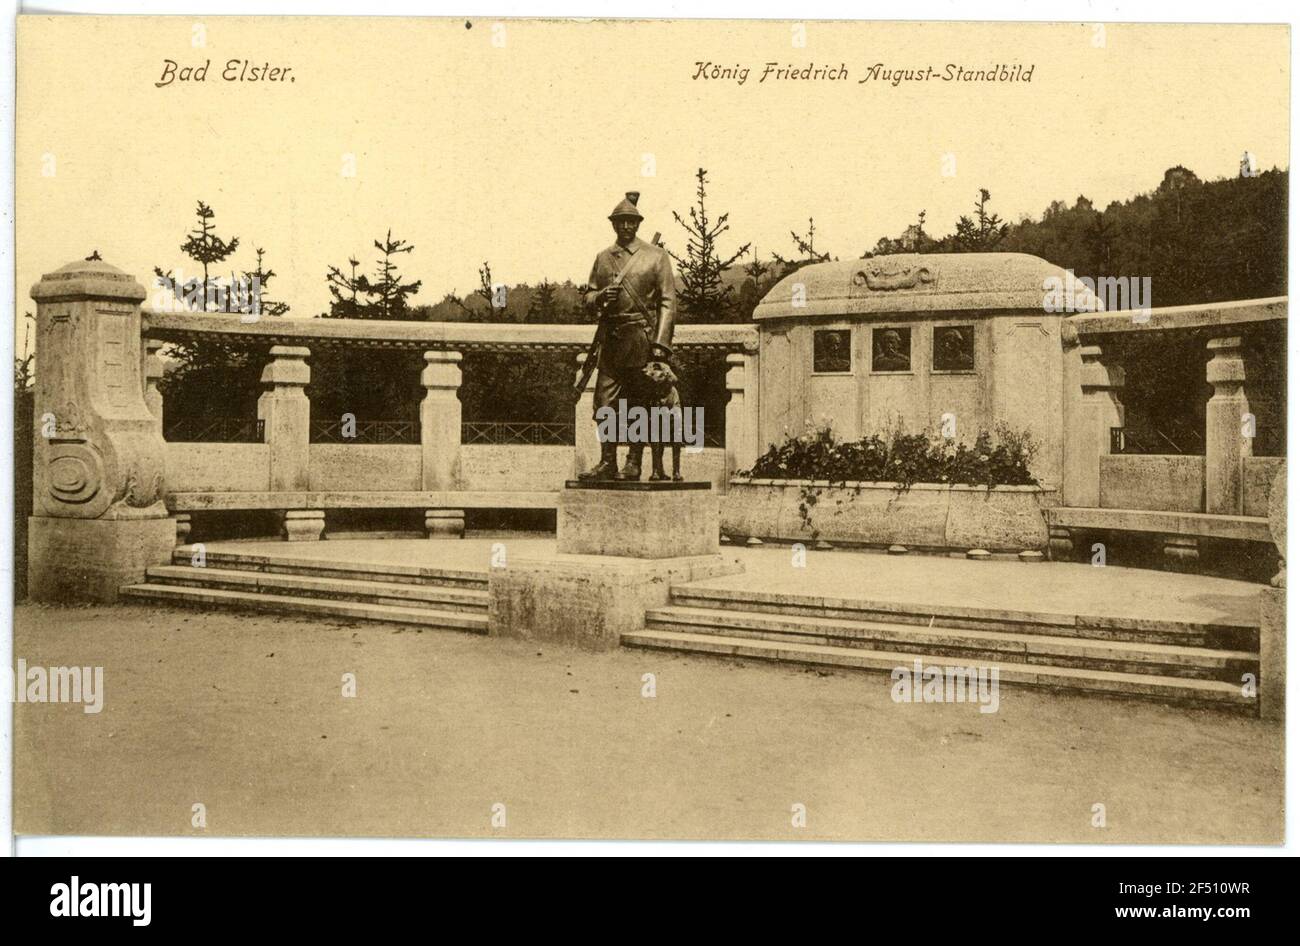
726;426;1054;551
722;478;1055;551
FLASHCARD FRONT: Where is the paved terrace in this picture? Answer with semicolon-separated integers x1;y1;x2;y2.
194;536;1262;628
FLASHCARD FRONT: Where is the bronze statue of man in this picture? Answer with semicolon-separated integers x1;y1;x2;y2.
577;191;677;481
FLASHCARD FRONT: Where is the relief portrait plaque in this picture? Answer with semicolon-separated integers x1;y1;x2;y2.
812;328;852;373
871;326;912;372
933;325;975;372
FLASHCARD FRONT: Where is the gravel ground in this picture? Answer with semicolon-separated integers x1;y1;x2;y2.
13;602;1284;844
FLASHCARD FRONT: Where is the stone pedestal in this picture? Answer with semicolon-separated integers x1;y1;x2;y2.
492;480;739;650
1259;586;1285;722
425;508;465;538
1259;466;1285;722
1162;535;1200;572
557;481;719;558
1047;525;1076;561
29;516;175;603
489;552;742;651
27;258;173;603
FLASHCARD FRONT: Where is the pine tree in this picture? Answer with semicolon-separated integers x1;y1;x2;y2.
451;262;504;320
527;279;562;321
153;201;240;309
238;247;289;317
772;217;832;277
952;188;1010;252
369;230;422;320
326;256;369;318
669;168;752;323
15;312;34;394
324;232;422;320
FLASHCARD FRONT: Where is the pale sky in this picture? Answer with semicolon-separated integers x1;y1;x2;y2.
15;16;1290;335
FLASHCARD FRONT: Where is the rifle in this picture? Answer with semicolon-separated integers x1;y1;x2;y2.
572;231;661;401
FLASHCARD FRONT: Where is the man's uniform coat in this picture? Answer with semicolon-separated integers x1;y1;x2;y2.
582;236;677;418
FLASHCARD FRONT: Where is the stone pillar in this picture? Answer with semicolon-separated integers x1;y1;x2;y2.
1062;341;1124;508
1205;336;1252;516
143;338;165;425
420;350;462;490
27;258;173;602
174;513;192;546
725;350;760;483
258;345;311;491
574;352;599;477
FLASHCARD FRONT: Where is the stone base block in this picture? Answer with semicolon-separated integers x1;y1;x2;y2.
489;552;743;651
1163;535;1199;572
557;482;718;558
28;515;174;603
425;508;465;539
1047;525;1075;561
281;509;325;541
1259;586;1285;721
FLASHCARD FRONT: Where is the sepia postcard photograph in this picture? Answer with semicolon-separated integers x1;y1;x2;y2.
3;2;1294;863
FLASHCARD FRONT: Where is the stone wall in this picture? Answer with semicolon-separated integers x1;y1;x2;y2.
460;445;574;491
166;443;270;493
309;444;422;491
1099;455;1204;513
460;443;729;492
1244;456;1286;518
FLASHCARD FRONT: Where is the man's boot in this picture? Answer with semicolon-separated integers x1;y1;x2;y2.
620;443;644;481
578;441;620;481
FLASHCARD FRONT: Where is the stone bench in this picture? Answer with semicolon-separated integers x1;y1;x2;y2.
1045;506;1273;569
167;490;561;541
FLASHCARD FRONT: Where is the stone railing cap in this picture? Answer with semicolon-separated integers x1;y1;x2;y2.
142;309;760;352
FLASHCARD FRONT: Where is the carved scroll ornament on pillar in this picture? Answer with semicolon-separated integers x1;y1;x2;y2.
30;259;168;520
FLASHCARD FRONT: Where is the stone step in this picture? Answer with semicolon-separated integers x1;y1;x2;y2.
172;547;489;589
621;629;1254;709
120;582;488;633
145;565;489;613
645;606;1257;682
667;585;1258;650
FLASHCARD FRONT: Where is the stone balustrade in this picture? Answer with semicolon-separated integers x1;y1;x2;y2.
26;253;1285;603
1058;298;1287;572
25;257;762;600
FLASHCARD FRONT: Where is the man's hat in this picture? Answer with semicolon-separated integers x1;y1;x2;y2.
608;191;643;221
